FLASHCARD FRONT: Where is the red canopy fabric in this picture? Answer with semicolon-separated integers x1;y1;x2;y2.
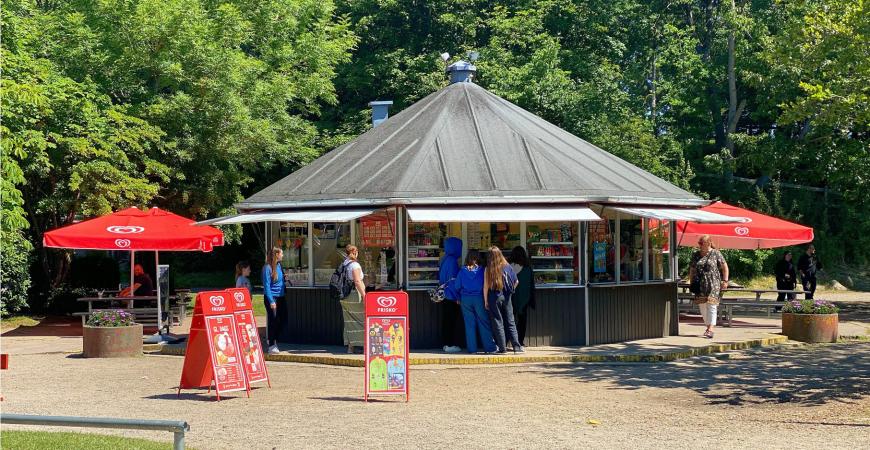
676;201;814;249
43;207;224;252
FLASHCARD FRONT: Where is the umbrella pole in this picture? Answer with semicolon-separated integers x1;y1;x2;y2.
156;250;162;335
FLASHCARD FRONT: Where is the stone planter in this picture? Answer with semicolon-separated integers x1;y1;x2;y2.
83;324;143;358
781;313;838;343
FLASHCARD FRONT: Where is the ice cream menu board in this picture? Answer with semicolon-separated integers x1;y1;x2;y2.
360;213;395;248
227;288;270;387
364;291;409;402
204;315;247;393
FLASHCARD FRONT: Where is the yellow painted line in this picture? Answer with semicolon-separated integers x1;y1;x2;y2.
156;334;790;366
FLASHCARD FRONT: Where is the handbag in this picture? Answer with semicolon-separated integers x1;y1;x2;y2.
689;276;701;295
428;283;447;303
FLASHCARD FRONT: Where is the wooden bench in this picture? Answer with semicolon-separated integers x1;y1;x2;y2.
719;300;783;327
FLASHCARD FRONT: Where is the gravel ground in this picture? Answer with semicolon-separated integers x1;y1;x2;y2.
2;343;869;449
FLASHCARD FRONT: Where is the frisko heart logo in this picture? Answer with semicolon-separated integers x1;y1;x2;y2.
376;296;397;308
233;291;244;303
107;225;145;234
734;226;750;236
209;295;225;307
115;239;131;248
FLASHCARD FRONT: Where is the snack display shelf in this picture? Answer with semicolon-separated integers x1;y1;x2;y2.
531;256;573;259
409;267;439;272
408;257;440;261
530;241;574;245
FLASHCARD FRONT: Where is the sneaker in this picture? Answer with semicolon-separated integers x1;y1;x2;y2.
445;345;462;353
513;346;525;353
496;349;507;354
443;345;450;352
267;345;280;355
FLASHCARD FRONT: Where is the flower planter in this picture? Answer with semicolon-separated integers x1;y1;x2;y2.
781;313;838;343
83;324;143;358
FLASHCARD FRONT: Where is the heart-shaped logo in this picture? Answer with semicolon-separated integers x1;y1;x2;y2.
107;225;145;234
377;296;397;308
734;226;750;236
209;295;225;307
115;239;131;248
233;291;244;303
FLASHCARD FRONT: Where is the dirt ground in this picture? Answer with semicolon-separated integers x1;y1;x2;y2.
2;343;868;449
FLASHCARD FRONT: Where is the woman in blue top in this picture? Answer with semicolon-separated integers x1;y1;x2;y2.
262;247;286;354
484;246;523;353
454;250;496;354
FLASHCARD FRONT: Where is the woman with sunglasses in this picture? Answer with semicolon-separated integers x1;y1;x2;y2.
688;235;729;339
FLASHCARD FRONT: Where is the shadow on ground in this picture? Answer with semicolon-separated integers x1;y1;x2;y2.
1;316;82;337
543;342;870;407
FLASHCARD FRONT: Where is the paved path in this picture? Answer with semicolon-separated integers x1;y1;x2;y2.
2;343;868;449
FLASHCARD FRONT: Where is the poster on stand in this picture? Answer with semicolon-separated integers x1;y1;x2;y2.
226;288;270;386
364;291;409;401
203;314;247;394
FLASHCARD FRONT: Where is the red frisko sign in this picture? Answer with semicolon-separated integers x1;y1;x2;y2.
364;291;409;402
226;288;270;387
178;290;250;400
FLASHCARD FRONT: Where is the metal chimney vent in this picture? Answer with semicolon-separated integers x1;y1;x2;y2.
446;60;476;84
368;100;393;127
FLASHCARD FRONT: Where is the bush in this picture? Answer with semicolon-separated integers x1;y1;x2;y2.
1;230;32;316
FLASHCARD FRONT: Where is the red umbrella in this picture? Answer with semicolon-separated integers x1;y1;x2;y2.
43;207;223;251
676;201;814;249
43;207;224;337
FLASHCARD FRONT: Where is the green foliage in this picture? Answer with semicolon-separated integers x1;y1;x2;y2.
0;230;32;316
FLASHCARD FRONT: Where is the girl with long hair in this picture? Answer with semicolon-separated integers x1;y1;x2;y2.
454;250;496;353
235;260;252;292
262;247;286;354
483;246;524;353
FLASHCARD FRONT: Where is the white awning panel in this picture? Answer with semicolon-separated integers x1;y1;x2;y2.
406;206;600;222
611;207;749;223
197;209;376;225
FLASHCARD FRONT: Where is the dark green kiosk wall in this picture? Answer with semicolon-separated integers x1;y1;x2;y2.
279;283;678;348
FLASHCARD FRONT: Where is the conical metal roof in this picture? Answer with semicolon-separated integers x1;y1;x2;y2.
240;82;702;209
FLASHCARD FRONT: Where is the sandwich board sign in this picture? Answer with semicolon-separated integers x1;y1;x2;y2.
364;291;409;402
177;290;248;400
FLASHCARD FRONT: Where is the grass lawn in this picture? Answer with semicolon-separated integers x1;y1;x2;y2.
0;315;42;332
0;430;182;450
251;294;266;316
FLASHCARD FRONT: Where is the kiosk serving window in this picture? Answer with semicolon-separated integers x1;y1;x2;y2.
407;222;462;287
621;217;644;282
527;222;578;285
648;219;671;280
277;222;310;285
312;222;351;285
355;208;398;289
467;222;521;253
588;215;616;283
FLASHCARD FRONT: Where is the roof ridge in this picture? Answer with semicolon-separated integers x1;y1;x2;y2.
462;84;498;190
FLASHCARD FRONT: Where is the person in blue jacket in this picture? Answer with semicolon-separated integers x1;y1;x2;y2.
439;237;464;353
454;250;496;354
262;247;286;355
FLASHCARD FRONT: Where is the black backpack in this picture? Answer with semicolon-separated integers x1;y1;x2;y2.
329;261;354;301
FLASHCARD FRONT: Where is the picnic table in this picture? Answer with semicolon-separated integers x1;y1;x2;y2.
75;294;190;330
677;283;808;326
